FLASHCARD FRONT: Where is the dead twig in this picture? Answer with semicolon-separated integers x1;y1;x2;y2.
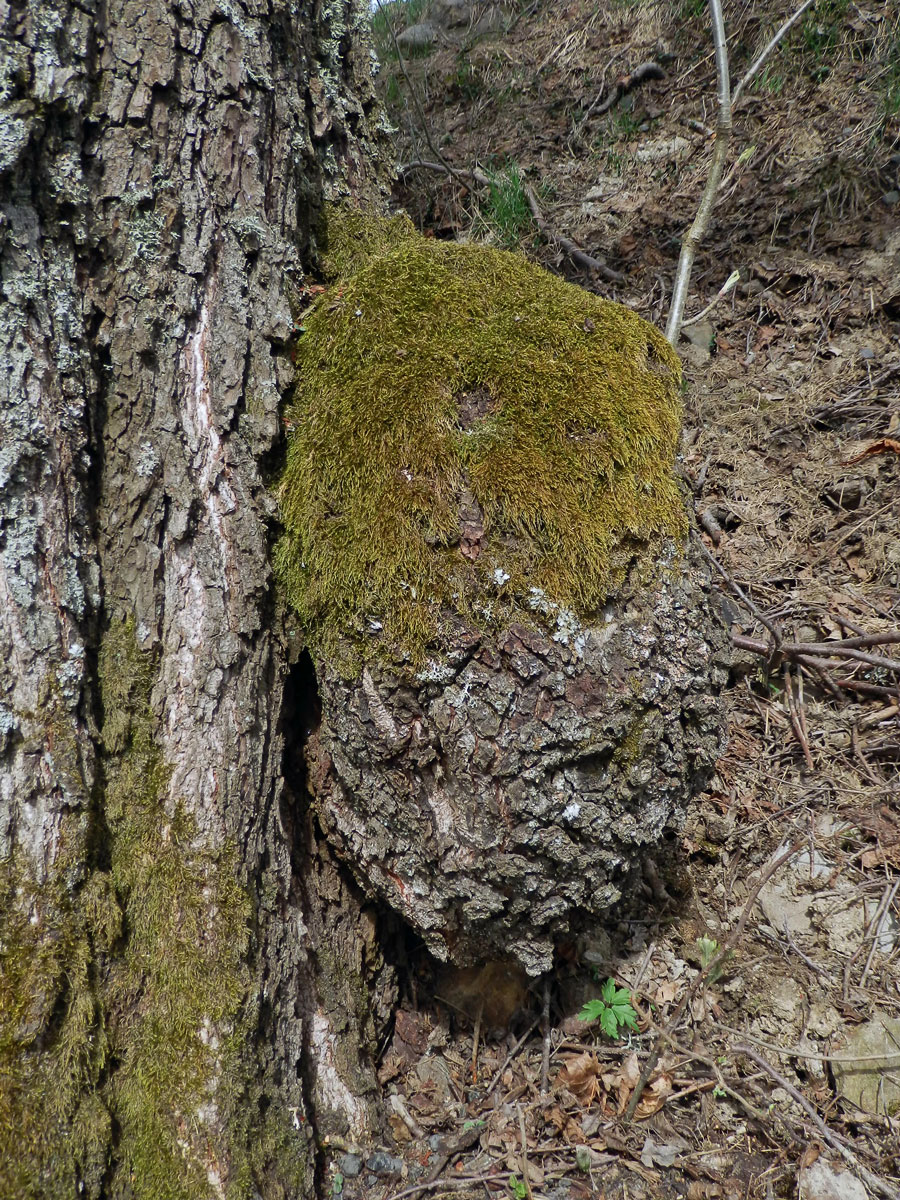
399;160;491;188
734;1044;900;1200
778;919;837;983
390;1093;426;1140
485;1016;541;1099
783;664;814;769
398;162;626;284
470;998;483;1083
691;528;783;649
516;1105;534;1200
623;838;803;1120
421;1121;488;1186
733;633;900;677
374;2;469;190
521;181;626;283
540;978;551;1097
713;1021;900;1064
859;880;900;989
387;1171;514;1200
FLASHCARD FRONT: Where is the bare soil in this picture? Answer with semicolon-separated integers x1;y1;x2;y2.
330;3;900;1196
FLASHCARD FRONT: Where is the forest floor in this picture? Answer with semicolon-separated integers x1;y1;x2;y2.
330;2;900;1197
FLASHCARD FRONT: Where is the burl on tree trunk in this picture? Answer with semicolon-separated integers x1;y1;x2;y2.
279;212;730;977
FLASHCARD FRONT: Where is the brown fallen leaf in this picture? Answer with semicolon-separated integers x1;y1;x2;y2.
542;1102;584;1144
556;1051;602;1105
655;980;680;1005
633;1071;674;1119
842;437;900;465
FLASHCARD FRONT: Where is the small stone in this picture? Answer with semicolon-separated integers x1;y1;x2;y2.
473;5;506;36
433;0;471;27
339;1154;363;1178
881;190;900;206
366;1151;404;1176
858;346;875;359
396;22;438;52
799;1159;867;1200
833;1016;900;1115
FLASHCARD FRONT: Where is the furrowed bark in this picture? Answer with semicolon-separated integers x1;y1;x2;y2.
1;1;388;1195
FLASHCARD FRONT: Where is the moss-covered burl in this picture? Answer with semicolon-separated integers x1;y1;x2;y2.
280;210;729;974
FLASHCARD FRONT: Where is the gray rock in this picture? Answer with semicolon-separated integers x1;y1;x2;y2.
473;5;506;36
433;0;472;28
396;22;438;52
681;320;715;359
799;1159;867;1200
833;1016;900;1115
881;189;899;206
339;1154;363;1178
366;1151;404;1176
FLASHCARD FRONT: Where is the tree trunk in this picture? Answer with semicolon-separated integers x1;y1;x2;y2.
0;2;390;1195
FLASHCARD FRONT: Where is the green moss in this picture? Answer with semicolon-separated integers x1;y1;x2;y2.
613;711;650;770
97;619;266;1200
0;860;110;1199
278;207;687;668
2;620;309;1198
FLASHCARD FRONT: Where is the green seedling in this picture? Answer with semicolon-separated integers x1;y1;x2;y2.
578;978;639;1039
697;934;733;982
508;1174;528;1199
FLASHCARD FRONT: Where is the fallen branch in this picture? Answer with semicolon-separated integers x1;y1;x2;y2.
733;633;900;676
581;60;665;122
734;1044;899;1200
695;534;900;700
373;1;469;189
522;181;626;283
691;527;782;649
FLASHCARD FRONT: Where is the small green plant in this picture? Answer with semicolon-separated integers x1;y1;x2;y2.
578;978;639;1039
508;1174;528;1199
383;72;402;106
483;163;533;248
884;32;900;117
755;64;785;95
681;0;706;21
606;148;628;176
800;0;850;79
449;59;484;102
697;934;733;982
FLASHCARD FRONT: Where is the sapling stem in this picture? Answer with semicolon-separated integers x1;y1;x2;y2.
666;0;817;344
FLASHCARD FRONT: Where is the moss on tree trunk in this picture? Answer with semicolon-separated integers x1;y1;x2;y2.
0;1;388;1195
